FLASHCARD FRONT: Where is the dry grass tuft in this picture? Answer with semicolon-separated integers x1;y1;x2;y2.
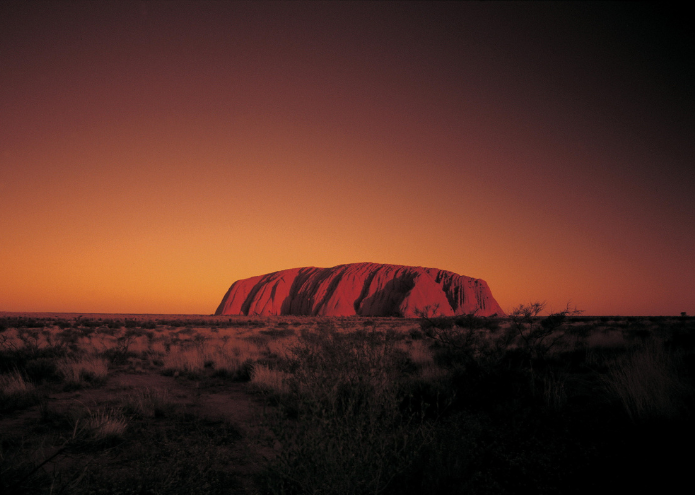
123;388;175;418
542;370;568;411
77;408;128;443
250;364;290;394
266;337;297;359
228;340;263;361
162;347;206;374
0;370;34;396
57;356;109;385
161;339;264;378
604;341;686;420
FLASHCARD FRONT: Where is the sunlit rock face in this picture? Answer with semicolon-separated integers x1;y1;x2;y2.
215;263;505;317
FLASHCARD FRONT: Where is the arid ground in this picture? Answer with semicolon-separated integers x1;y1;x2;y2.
2;310;694;494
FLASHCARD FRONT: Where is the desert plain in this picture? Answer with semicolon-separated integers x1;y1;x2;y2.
1;310;694;494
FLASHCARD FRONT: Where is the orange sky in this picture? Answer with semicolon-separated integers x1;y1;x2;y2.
1;2;693;316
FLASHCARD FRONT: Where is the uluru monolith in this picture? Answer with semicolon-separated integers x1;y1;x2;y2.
215;262;505;317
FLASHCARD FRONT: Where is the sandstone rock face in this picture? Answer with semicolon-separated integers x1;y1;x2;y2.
215;263;505;317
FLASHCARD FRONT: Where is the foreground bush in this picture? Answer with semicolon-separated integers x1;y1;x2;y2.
262;328;433;495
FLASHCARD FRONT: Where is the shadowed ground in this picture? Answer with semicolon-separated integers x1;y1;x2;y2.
1;312;694;494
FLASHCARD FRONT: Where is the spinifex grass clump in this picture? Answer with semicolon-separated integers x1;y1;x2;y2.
0;370;40;412
161;346;208;376
75;408;129;445
250;364;291;393
122;388;176;419
0;370;34;396
605;340;688;420
161;338;261;380
262;326;432;495
57;356;109;387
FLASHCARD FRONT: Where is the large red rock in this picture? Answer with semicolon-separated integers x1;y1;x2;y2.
215;263;505;317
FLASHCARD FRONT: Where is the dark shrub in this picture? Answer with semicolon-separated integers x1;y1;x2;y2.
236;359;254;382
260;328;295;338
57;328;81;345
24;358;59;383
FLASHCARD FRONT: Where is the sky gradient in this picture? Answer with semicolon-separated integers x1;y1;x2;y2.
1;1;693;316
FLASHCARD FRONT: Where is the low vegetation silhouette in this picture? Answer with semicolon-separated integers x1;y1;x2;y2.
1;308;694;494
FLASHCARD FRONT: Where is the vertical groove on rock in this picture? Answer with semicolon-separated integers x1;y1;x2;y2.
353;266;380;314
